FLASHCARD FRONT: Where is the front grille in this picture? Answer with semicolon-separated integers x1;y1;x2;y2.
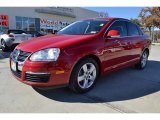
11;49;31;79
11;49;31;63
17;51;31;62
11;70;22;78
25;73;50;83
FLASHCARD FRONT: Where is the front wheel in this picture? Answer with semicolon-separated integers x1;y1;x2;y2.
1;39;9;52
135;50;149;70
69;58;99;93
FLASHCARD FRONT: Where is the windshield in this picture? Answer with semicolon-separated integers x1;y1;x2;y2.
57;20;108;35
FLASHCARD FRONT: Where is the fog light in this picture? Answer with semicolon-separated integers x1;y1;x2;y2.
25;72;51;83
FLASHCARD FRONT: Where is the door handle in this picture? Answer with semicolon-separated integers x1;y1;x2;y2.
114;40;119;43
114;40;121;45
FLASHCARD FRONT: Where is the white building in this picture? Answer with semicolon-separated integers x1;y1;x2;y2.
0;7;99;34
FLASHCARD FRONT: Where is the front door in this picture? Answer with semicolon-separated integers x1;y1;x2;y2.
103;20;131;72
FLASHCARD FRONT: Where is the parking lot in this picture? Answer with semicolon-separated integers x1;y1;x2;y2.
0;45;160;113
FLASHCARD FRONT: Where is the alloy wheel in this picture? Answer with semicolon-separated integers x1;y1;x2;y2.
141;51;148;68
77;63;97;89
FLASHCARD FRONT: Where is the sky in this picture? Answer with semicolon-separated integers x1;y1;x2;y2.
84;7;144;19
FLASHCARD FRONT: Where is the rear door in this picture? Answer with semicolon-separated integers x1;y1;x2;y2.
103;20;131;71
125;21;143;60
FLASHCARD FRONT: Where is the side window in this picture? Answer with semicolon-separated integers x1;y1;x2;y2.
127;22;140;36
107;21;127;37
137;26;144;35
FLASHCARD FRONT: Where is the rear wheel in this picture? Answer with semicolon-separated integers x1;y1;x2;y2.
69;58;99;93
135;50;149;70
1;39;9;52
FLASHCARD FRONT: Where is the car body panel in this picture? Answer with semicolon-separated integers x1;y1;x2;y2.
10;18;152;87
16;34;98;52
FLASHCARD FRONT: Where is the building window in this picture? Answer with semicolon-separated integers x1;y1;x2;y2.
16;16;36;32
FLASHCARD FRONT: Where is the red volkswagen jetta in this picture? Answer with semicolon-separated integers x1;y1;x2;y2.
10;18;151;93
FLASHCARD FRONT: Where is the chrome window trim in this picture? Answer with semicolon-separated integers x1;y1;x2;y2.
105;35;142;40
103;19;143;39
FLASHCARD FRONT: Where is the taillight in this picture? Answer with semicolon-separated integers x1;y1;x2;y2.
8;34;14;37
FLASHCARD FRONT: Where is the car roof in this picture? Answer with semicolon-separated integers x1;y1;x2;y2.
82;17;129;21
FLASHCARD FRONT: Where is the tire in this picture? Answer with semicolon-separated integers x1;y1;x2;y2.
1;39;9;52
135;50;149;70
69;58;99;93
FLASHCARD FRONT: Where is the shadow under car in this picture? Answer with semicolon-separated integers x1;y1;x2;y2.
32;60;160;103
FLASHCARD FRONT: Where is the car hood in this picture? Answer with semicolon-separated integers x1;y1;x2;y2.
16;34;95;52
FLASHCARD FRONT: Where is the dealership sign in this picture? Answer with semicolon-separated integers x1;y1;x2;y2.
40;19;58;29
35;7;75;18
40;19;69;30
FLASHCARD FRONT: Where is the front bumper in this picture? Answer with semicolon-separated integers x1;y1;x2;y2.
10;58;72;87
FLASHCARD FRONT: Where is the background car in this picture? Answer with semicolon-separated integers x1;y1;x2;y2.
26;31;46;37
0;29;32;52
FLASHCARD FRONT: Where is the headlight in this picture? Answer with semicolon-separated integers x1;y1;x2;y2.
30;48;60;61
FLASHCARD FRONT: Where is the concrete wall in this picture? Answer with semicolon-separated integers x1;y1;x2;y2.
73;7;99;20
0;7;99;29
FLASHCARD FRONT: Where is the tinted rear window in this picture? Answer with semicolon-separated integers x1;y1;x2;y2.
127;22;140;36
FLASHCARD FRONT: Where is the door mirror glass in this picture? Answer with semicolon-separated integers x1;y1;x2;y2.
105;30;120;38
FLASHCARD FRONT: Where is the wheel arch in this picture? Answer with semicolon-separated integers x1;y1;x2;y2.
68;54;102;92
142;47;150;56
69;54;102;81
81;54;102;76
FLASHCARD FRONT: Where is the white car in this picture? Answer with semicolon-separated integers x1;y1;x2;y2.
0;30;32;52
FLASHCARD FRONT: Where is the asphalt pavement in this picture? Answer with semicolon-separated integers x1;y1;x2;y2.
0;45;160;113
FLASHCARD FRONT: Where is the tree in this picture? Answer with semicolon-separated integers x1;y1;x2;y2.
139;7;160;35
150;7;160;18
130;18;142;27
99;11;109;18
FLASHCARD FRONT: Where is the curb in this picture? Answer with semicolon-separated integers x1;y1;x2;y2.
152;43;160;46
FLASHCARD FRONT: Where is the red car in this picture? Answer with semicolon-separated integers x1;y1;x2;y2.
10;18;151;93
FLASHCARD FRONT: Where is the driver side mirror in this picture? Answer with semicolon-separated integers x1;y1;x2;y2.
105;30;120;38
